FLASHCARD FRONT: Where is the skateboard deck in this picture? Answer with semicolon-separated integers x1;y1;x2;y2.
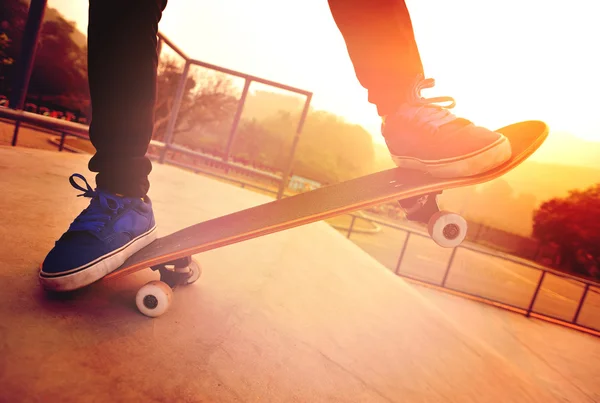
107;120;548;290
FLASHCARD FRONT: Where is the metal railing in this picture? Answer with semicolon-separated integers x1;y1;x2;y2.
4;0;312;199
154;33;312;200
343;213;600;336
0;105;284;196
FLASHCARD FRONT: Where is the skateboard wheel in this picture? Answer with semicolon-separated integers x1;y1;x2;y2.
185;260;202;285
427;211;467;248
135;280;173;318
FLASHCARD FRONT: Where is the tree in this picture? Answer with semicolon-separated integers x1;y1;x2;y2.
29;17;89;114
0;0;90;115
532;184;600;277
153;57;239;151
280;109;375;183
0;32;15;92
0;0;29;93
156;72;379;183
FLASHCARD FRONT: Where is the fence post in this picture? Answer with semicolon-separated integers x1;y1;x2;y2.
277;93;312;200
394;232;411;275
223;79;251;172
157;37;163;58
9;0;47;110
526;271;546;317
58;132;66;151
572;283;590;324
10;0;47;147
440;247;458;287
11;121;22;147
159;60;191;163
346;216;357;239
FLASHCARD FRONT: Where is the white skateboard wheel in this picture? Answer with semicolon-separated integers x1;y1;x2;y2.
135;280;173;317
185;260;202;285
427;211;467;248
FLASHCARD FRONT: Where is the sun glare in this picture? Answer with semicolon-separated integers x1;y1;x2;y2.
48;0;600;146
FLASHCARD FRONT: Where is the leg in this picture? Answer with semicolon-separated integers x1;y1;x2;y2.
87;0;167;197
39;0;165;291
327;0;424;116
328;0;512;179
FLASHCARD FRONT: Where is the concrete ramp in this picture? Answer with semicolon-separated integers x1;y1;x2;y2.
0;146;576;402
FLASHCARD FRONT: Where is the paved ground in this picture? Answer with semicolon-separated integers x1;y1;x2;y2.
345;221;600;330
0;146;598;402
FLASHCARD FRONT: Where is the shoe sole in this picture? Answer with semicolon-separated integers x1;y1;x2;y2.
39;226;158;292
391;136;512;178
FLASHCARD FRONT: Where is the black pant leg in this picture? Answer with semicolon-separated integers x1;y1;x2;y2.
87;0;168;197
327;0;424;116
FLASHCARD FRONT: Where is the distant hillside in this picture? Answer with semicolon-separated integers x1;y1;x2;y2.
501;160;600;203
16;2;86;48
531;130;600;170
242;90;304;121
43;4;86;48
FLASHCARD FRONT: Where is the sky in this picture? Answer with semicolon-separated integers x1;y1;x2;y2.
48;0;600;147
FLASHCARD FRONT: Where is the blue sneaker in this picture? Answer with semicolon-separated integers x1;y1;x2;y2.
40;174;157;291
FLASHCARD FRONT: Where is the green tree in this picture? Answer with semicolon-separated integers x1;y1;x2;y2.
259;109;376;183
159;74;378;183
533;184;600;277
0;0;29;93
0;0;89;115
153;57;240;152
0;32;14;95
29;17;89;114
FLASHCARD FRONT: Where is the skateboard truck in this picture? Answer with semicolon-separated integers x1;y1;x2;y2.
150;256;196;287
135;256;202;317
398;191;468;248
398;191;441;223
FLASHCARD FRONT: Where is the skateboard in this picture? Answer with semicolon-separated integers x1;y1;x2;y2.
105;120;549;317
